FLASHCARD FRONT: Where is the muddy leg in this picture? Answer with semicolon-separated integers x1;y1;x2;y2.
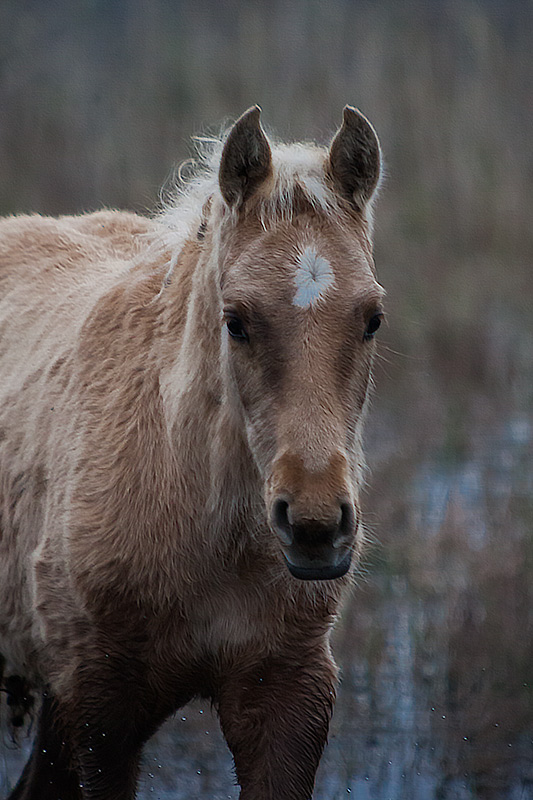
217;648;338;800
8;693;81;800
73;728;143;800
61;655;176;800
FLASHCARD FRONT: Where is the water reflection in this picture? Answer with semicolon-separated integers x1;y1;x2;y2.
1;409;532;799
322;408;533;800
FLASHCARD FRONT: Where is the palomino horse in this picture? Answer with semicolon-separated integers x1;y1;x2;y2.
0;106;383;799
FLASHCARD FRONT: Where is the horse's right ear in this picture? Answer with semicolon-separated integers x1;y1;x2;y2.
219;106;272;209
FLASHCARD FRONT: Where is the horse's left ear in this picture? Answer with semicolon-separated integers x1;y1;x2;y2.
328;106;381;212
219;106;272;209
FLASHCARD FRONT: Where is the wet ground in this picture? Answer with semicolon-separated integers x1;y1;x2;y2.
2;390;532;799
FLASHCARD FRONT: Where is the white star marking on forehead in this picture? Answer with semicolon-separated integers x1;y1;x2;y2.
293;246;336;308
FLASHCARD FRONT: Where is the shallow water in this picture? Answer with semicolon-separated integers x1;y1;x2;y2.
1;404;532;799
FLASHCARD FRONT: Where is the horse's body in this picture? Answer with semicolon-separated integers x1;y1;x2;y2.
0;107;384;799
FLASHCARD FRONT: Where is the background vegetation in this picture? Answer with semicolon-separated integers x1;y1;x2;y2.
1;1;532;797
1;0;531;414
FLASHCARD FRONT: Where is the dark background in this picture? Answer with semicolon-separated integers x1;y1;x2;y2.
1;1;532;797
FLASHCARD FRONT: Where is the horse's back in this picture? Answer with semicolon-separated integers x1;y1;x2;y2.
0;210;157;676
0;209;154;296
0;210;155;384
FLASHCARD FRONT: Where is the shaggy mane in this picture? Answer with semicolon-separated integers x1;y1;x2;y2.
159;131;347;241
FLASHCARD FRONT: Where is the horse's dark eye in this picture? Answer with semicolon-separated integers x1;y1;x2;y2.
226;316;248;342
364;313;382;340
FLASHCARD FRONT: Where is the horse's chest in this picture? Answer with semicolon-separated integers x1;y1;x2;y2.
186;586;280;660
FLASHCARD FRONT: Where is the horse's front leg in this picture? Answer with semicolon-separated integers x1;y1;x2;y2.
217;646;338;800
55;653;168;800
7;685;143;800
7;688;140;800
69;708;145;800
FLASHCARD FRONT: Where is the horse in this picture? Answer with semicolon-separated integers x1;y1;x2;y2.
0;105;383;799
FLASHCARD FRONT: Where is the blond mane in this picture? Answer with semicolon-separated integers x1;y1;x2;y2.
161;129;374;235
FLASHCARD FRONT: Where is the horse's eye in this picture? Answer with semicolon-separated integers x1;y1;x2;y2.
226;316;248;342
364;313;383;341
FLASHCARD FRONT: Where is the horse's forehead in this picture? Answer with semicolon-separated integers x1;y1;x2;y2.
229;219;376;304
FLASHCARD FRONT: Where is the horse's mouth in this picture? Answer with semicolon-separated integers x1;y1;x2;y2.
283;550;352;581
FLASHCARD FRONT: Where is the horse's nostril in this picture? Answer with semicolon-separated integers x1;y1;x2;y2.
339;503;356;537
272;498;356;549
272;498;292;545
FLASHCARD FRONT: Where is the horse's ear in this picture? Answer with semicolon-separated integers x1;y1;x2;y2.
328;106;381;212
219;106;272;209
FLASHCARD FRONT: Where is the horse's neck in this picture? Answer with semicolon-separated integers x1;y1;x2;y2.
159;237;260;533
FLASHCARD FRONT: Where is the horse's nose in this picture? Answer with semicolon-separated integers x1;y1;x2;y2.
271;497;357;580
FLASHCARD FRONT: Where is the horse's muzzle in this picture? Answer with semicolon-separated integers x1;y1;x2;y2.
271;498;356;581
